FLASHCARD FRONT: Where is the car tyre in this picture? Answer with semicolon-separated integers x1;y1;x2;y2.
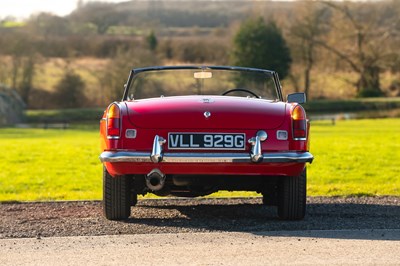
277;168;307;220
103;167;132;220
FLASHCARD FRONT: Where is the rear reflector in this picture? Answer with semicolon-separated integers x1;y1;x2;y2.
277;130;288;140
125;129;137;139
107;104;120;139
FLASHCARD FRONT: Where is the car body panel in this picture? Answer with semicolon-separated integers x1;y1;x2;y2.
125;96;286;130
102;160;307;177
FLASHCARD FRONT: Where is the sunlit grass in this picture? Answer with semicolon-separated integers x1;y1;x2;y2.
0;128;101;201
307;118;400;196
0;118;399;201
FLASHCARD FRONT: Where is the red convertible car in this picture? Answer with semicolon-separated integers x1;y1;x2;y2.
100;66;313;221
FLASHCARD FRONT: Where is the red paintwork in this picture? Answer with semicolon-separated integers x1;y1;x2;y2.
126;96;286;129
100;95;310;177
104;161;305;177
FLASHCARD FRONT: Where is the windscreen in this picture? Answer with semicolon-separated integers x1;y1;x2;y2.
126;68;279;100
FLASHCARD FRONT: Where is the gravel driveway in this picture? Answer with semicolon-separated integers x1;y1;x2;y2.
1;196;399;239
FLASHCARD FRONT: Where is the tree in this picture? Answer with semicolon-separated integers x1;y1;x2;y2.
231;17;292;79
54;70;87;108
69;2;123;35
19;55;36;105
146;30;158;52
100;45;159;104
318;1;400;97
289;2;329;99
27;13;70;37
7;33;38;106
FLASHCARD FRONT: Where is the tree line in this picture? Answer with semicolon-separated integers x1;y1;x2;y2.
0;0;399;109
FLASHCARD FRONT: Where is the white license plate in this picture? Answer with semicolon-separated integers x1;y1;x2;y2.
168;133;246;150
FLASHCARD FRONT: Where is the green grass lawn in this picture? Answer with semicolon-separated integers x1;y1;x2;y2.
307;118;400;196
0;118;399;201
0;128;101;201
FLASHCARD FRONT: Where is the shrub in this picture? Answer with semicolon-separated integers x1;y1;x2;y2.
54;71;87;108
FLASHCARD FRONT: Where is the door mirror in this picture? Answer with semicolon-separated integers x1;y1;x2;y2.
287;92;306;104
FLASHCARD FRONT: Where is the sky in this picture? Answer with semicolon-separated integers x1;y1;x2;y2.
0;0;128;19
0;0;378;20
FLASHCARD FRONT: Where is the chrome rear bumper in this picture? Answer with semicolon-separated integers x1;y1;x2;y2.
100;134;313;164
100;151;313;164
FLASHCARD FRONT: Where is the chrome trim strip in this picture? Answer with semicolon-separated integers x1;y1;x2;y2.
99;151;314;164
107;136;120;140
293;138;307;141
100;151;150;163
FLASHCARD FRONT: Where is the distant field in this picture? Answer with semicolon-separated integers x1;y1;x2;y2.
0;118;399;201
24;97;400;125
1;56;398;104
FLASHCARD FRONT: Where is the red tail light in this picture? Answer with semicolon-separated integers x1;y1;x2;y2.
291;105;307;140
107;103;120;139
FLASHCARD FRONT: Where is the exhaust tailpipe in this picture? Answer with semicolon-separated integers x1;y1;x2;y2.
146;169;166;191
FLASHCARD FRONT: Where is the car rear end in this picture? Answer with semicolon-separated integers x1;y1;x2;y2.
100;66;313;221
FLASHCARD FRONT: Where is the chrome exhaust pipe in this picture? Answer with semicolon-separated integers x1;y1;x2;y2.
146;169;166;191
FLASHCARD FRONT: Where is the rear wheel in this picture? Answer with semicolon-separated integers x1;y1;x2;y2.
103;167;134;220
277;168;307;220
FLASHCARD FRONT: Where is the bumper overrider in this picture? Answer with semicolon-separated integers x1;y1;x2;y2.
100;135;314;164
